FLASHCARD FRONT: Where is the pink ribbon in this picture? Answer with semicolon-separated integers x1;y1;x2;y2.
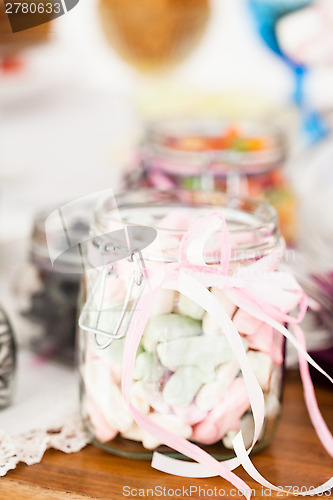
120;212;333;498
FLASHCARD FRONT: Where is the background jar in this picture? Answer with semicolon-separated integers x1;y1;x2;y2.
13;209;89;363
125;117;296;245
78;189;285;460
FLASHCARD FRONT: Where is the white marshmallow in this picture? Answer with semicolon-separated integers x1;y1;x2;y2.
130;381;150;415
133;351;166;383
157;335;247;372
143;313;201;353
196;360;240;411
247;351;273;391
83;360;133;433
163;366;212;407
150;289;176;317
177;294;205;320
222;413;257;450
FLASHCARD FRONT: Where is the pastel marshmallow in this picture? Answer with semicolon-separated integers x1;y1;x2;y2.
210;287;236;317
130;381;150;415
143;314;201;353
265;393;281;420
83;360;133;433
196;360;240;411
177;294;205;320
142;413;192;450
163;366;212;407
172;403;208;426
247;350;273;391
133;351;167;383
123;413;192;450
222;413;256;450
150;289;176;317
157;335;247;372
233;310;263;336
192;378;251;445
246;323;273;353
86;397;118;443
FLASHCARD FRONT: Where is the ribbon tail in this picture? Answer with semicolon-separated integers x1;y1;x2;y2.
121;271;253;500
292;323;333;458
233;431;333;497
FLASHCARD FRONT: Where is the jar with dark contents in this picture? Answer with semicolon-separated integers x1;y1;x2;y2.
13;210;89;363
125;117;297;245
0;306;16;409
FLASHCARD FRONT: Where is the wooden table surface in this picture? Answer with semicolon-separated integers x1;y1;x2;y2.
2;371;333;500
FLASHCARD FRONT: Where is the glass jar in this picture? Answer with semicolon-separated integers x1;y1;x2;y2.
13;208;89;363
125;117;297;245
78;189;285;460
0;306;16;409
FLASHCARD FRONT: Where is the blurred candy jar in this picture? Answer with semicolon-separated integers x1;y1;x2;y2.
125;117;297;245
13;209;89;363
78;190;286;458
0;307;16;409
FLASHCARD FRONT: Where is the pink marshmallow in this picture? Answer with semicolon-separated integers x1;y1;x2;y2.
86;397;118;443
246;323;273;353
172;403;208;426
233;309;263;335
192;378;251;445
245;323;283;365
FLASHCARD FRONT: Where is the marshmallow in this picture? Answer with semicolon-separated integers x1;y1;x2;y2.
177;294;205;320
233;310;263;336
130;381;150;414
202;289;236;335
85;397;118;443
163;366;213;407
196;360;240;411
142;413;192;450
210;287;236;317
246;323;274;354
222;413;256;450
192;378;251;445
122;412;192;450
247;350;273;391
150;289;176;317
172;403;208;426
157;335;247;372
265;393;281;420
143;313;201;353
83;360;133;433
133;351;167;383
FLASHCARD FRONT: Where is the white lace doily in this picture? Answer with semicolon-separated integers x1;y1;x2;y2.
0;350;90;476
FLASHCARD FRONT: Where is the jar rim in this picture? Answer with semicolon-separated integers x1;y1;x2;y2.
143;117;286;176
93;189;280;263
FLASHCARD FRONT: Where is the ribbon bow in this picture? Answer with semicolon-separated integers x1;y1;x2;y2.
120;213;333;499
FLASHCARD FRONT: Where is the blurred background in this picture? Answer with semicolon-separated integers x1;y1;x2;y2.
1;0;333;377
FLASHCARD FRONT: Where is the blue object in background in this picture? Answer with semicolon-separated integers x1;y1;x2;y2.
248;0;328;143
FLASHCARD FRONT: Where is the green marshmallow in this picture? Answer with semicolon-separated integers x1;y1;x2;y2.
133;351;166;383
163;366;210;407
177;295;205;320
157;335;247;372
142;313;202;352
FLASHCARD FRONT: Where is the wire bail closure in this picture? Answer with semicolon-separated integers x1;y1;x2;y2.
78;247;145;350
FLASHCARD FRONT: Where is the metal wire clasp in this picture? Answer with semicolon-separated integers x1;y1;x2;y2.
78;249;145;350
